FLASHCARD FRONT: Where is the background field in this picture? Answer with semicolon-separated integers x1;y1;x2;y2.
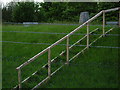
2;24;119;88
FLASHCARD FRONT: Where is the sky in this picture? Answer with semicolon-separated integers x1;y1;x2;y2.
1;0;119;6
1;0;44;6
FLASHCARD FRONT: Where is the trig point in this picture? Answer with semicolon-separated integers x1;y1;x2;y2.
79;12;89;24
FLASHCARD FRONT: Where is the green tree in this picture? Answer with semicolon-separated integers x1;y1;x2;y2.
12;2;36;22
40;2;98;22
2;2;16;22
99;2;120;21
34;2;47;22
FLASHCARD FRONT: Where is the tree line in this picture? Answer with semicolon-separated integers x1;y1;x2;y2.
2;2;120;23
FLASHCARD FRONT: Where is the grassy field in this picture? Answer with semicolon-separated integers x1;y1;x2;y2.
2;24;119;88
41;28;119;88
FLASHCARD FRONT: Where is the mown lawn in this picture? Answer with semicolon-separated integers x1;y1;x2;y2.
2;24;118;88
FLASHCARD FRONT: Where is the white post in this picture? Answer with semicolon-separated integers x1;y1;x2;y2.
103;10;105;36
66;36;69;64
87;23;89;48
48;48;51;78
18;69;22;89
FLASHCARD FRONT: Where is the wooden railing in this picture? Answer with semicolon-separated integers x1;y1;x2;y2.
15;7;120;89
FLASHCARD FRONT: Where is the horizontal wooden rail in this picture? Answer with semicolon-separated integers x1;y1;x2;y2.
15;7;119;89
31;28;115;89
104;7;120;13
14;28;100;89
89;28;114;46
105;28;114;34
32;76;50;90
16;47;49;70
32;64;64;90
16;11;104;70
69;28;99;49
69;47;88;62
16;7;119;70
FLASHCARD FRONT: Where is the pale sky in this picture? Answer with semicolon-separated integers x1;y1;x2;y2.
1;0;44;6
1;0;119;6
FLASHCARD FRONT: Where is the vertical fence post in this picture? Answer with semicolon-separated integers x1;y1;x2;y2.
87;23;89;48
118;8;120;27
103;10;105;36
48;48;51;78
66;36;69;64
18;69;22;89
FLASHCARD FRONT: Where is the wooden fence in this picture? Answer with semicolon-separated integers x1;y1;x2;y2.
15;7;120;89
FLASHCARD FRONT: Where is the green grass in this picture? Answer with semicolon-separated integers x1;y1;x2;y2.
2;24;80;88
40;28;119;88
2;24;119;88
